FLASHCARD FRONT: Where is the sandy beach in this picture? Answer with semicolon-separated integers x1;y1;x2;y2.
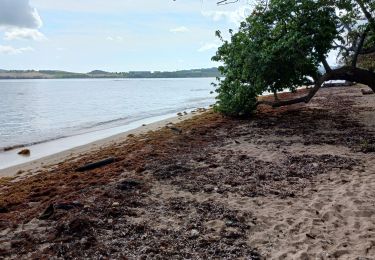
0;112;198;178
0;85;374;259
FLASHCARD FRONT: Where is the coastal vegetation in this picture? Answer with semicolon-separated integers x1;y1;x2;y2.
213;0;375;116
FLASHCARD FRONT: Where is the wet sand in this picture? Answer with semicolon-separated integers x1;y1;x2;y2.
0;85;374;259
0;111;204;178
0;112;197;177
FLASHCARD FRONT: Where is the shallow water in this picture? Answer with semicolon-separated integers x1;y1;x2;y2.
0;78;216;151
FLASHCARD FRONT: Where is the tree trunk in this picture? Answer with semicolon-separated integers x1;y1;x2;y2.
257;66;375;108
320;66;375;92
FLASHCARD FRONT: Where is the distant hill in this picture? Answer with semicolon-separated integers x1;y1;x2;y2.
88;70;110;74
0;68;221;79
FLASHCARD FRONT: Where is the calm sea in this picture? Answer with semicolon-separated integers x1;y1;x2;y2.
0;78;216;151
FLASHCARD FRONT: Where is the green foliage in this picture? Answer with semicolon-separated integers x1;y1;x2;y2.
213;79;259;116
212;0;371;116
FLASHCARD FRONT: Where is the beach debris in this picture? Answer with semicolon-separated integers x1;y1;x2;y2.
76;157;115;172
55;201;83;210
56;217;94;238
361;89;374;95
39;204;55;220
117;179;143;191
111;202;120;207
196;108;207;113
306;233;316;239
142;124;147;126
234;140;241;144
190;229;200;238
183;111;188;115
167;126;182;134
177;112;183;116
18;149;30;156
39;202;83;220
221;227;243;239
0;206;9;213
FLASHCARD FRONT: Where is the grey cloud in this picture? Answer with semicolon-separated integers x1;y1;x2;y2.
0;0;42;28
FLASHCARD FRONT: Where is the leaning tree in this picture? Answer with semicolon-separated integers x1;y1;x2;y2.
212;0;375;116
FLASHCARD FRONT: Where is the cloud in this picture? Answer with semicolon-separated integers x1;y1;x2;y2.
0;0;42;28
198;43;219;52
106;36;124;42
31;0;201;14
0;0;45;42
201;6;252;24
0;45;34;55
170;26;190;33
4;28;46;41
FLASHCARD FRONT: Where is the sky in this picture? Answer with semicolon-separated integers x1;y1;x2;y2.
0;0;254;72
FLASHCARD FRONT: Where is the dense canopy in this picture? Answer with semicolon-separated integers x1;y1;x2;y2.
212;0;375;116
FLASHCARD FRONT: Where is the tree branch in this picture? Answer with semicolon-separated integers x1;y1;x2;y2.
352;27;369;67
355;0;375;32
322;58;332;73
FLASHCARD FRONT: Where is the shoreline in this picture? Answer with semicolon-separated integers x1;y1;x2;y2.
0;85;374;259
0;111;200;178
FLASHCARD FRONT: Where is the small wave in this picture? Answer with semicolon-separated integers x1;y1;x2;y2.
0;102;215;153
1;135;67;152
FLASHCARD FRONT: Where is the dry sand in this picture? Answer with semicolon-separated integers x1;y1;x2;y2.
0;85;374;259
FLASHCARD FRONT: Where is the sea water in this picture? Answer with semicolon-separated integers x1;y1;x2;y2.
0;78;216;152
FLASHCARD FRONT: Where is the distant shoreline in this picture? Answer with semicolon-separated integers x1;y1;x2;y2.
0;67;221;80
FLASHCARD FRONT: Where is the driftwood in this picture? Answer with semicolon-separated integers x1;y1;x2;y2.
76;157;115;172
361;89;374;95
